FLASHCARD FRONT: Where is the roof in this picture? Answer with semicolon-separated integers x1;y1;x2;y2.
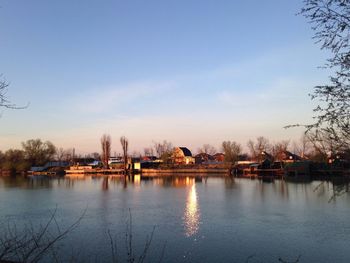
283;151;302;161
179;147;192;157
195;152;212;157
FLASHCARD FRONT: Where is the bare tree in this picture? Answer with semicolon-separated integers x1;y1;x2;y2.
22;139;56;166
120;136;129;172
63;148;75;163
0;207;84;263
247;136;271;160
0;149;29;174
222;141;242;163
101;134;111;169
143;147;154;157
131;150;140;158
292;134;312;159
247;140;256;160
91;152;101;160
55;147;66;162
1;78;18;109
271;140;290;161
153;140;173;162
197;144;216;155
0;76;28;110
306;129;340;162
293;1;350;149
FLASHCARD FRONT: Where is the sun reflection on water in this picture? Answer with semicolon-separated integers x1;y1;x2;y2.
183;182;200;237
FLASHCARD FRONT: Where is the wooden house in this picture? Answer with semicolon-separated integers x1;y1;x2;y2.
172;147;195;165
213;153;225;162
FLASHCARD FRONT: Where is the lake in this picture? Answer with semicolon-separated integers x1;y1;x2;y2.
0;175;350;262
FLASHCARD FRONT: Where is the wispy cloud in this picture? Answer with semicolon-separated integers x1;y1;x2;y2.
70;80;175;114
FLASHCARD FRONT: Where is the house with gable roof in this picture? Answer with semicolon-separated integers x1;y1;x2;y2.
172;147;195;165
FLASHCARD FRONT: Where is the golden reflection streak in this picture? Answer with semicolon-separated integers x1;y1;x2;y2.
183;182;200;237
134;175;141;186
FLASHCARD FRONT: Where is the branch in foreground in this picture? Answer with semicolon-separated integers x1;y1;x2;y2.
0;207;86;263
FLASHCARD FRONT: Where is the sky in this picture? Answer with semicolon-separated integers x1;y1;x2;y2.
0;0;333;154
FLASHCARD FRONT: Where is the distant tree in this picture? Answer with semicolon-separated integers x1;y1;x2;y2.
1;149;29;173
197;144;216;155
295;1;350;149
247;136;271;160
292;134;312;159
55;147;66;162
101;134;111;169
120;136;129;171
22;139;56;166
0;150;4;165
91;152;101;160
153;140;173;162
143;147;154;157
55;147;78;163
131;151;140;158
154;142;162;158
222;141;242;163
271;140;290;161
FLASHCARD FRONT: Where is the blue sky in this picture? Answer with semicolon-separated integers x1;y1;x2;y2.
0;0;332;154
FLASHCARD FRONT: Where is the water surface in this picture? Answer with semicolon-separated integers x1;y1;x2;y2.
0;175;349;262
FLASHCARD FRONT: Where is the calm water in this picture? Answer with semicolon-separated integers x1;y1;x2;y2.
1;175;350;262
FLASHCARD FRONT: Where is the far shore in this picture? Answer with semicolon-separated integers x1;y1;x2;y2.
141;168;229;175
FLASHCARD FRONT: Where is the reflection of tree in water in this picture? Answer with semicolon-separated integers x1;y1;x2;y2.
224;176;235;188
27;177;53;189
64;178;75;188
314;179;350;202
329;180;350;202
0;176;56;189
102;176;109;190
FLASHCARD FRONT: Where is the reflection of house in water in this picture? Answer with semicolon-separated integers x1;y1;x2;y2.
172;147;195;165
152;176;201;187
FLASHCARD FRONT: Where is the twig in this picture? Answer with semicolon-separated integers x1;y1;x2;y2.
138;226;156;263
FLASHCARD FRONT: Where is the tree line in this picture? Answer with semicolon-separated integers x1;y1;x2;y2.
210;134;350;164
3;132;350;174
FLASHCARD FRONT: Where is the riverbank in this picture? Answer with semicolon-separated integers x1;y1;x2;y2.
141;168;229;176
25;167;230;177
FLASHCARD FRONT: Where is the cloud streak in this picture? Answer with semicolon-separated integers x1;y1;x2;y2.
70;80;175;114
